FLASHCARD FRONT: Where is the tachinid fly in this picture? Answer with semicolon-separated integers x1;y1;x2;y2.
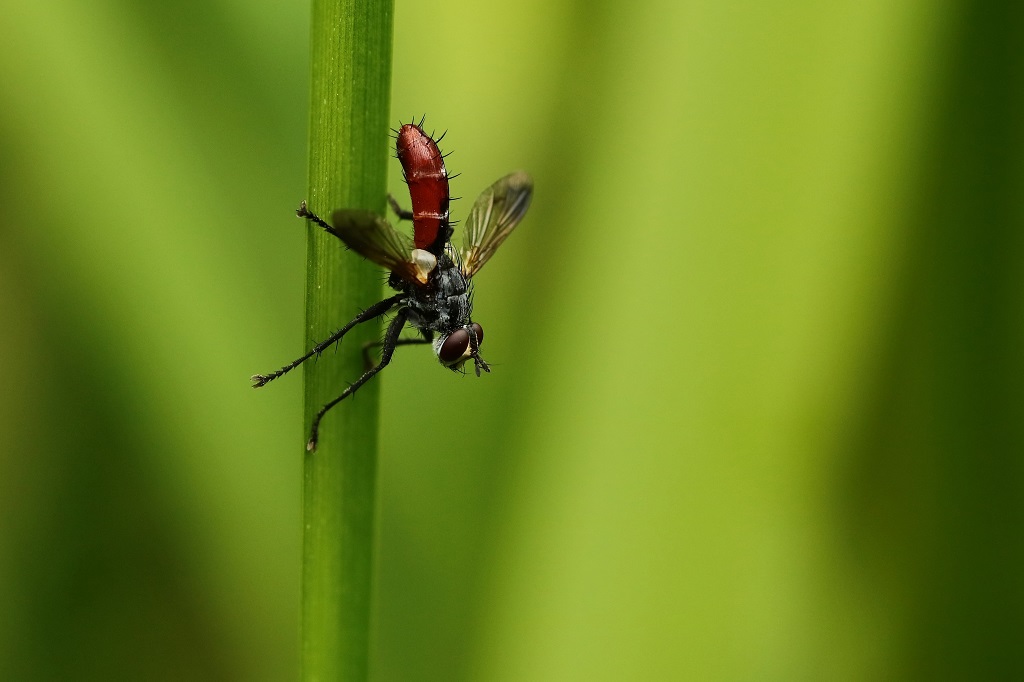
252;118;533;451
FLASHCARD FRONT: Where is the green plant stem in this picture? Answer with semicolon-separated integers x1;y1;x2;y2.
302;0;393;679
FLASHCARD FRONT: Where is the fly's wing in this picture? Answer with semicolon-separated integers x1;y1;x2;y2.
460;171;533;277
330;209;427;284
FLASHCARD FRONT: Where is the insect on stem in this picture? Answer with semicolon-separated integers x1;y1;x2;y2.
252;119;533;449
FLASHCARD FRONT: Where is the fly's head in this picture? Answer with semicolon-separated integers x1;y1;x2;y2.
434;322;490;376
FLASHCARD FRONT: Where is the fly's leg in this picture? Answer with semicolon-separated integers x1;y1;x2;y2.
302;196;422;228
387;194;414;221
361;329;432;370
297;200;343;239
467;325;490;377
307;307;411;451
251;293;403;388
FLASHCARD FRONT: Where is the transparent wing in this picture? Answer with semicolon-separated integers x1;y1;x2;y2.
330;209;426;284
460;171;533;277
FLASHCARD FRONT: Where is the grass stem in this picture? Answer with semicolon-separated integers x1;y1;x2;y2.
301;0;394;679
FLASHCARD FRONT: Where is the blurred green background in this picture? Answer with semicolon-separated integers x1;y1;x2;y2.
2;0;1022;679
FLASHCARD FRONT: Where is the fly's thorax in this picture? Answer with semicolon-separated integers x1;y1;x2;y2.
433;256;469;299
405;254;473;334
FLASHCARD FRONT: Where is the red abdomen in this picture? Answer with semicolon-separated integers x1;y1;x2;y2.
396;123;450;253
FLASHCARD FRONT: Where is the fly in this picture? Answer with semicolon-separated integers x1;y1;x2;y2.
252;117;533;451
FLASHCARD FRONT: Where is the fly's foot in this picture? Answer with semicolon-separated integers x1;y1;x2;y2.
473;356;491;377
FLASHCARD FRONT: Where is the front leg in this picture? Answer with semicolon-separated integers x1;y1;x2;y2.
467;325;490;377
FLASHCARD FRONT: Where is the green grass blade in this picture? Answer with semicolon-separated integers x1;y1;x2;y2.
301;0;394;679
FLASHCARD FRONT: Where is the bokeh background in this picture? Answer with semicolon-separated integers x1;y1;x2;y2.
2;0;1022;679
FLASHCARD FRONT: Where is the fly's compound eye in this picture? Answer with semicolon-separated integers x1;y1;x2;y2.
438;324;486;367
438;329;470;365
